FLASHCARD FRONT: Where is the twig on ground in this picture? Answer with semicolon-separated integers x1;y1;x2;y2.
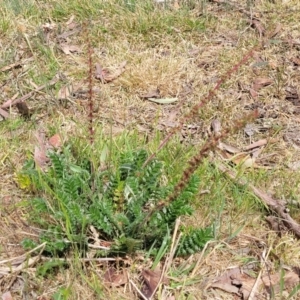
0;107;10;119
148;218;182;299
1;75;59;109
0;242;46;266
130;279;148;300
0;242;46;276
191;240;215;277
0;57;34;72
214;160;300;238
243;138;268;151
87;243;110;251
41;257;116;263
248;243;272;300
0;256;41;275
165;218;182;273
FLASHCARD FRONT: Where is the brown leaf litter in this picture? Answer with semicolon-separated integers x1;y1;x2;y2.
211;119;276;169
140;88;160;99
210;266;299;299
56;17;81;42
141;269;169;299
33;131;63;169
103;268;128;287
2;1;300;299
0;56;34;73
0;243;46;278
1;75;59;110
252;77;273;92
57;83;74;100
34;132;49;169
48;134;62;149
265;216;289;235
215;161;300;239
95;61;127;83
16;102;31;119
59;44;82;55
285;86;300;114
0;108;10;119
249;18;265;37
284;126;300;149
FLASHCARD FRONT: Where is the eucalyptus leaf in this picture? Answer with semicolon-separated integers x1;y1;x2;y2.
147;97;178;104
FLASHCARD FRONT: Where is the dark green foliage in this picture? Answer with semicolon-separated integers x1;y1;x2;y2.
36;259;68;278
176;227;213;256
21;238;38;251
20;146;212;256
38;227;72;256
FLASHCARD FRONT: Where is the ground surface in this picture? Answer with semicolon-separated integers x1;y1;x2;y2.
1;0;300;299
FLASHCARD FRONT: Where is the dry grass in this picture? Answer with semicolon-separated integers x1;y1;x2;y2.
1;0;300;299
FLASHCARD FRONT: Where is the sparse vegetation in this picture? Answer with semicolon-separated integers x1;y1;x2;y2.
2;0;300;299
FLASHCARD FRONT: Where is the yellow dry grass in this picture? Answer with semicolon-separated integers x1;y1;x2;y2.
1;0;300;299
